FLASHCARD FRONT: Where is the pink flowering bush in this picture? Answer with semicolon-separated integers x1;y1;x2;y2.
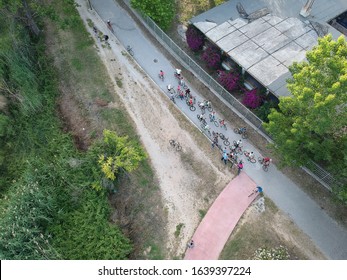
217;70;240;92
201;44;221;69
186;25;205;51
242;89;263;109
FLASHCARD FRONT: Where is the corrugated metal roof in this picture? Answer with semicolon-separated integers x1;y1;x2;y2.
190;0;347;97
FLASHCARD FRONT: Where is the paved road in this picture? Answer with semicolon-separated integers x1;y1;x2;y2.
90;0;347;259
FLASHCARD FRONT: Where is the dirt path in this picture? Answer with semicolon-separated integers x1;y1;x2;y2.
75;1;231;257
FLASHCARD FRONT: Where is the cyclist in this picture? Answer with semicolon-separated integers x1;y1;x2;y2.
199;101;205;109
240;127;246;133
177;84;181;93
169;91;175;103
188;97;193;107
175;68;182;79
248;151;255;160
203;124;210;132
204;100;211;108
185;88;191;98
235;139;242;148
107;20;112;30
210;111;216;121
197;113;206;123
103;35;109;42
167;84;173;92
263;157;271;166
159;70;164;80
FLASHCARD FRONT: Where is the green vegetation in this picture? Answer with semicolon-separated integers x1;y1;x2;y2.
264;35;347;202
130;0;175;30
0;0;147;259
174;223;184;238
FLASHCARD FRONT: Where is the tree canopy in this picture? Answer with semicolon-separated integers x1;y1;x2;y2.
264;35;347;193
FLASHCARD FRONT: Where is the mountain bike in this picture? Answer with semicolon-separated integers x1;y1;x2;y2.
169;139;182;151
234;127;248;139
244;151;256;163
258;157;270;172
209;114;219;127
217;133;230;146
126;45;134;56
219;119;227;130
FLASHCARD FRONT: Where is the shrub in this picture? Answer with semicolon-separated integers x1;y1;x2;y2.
217;70;240;92
254;100;278;122
186;25;205;51
242;89;263;109
130;0;175;31
253;246;290;260
201;44;221;69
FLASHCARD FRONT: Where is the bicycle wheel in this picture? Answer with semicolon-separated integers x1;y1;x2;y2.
242;131;248;139
223;139;230;146
233;128;240;134
262;164;269;172
250;158;256;163
200;123;205;130
207;106;213;112
190;105;196;111
213;120;219;127
200;107;205;114
207;130;211;136
219;133;225;139
176;143;182;151
258;157;263;164
222;124;227;131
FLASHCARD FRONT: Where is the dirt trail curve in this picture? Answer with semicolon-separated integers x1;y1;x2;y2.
75;0;231;257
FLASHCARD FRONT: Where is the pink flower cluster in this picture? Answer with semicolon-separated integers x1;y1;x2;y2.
217;70;240;92
242;89;263;109
186;25;205;52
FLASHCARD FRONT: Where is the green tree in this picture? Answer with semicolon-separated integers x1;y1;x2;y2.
97;129;146;182
130;0;175;30
264;35;347;189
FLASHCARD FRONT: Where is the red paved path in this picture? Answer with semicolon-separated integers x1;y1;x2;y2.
184;172;258;260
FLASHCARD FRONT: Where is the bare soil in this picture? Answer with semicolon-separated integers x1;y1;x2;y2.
47;0;331;259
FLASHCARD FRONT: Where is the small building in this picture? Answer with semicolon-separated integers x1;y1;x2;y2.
189;0;347;98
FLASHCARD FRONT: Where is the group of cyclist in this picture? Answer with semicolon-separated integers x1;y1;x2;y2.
161;68;272;170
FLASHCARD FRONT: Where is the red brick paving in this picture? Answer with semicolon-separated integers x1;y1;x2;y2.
184;172;258;260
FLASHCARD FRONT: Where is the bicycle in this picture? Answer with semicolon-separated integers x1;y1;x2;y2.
197;114;207;126
202;124;211;136
169;94;176;104
107;20;114;33
198;102;206;114
179;79;188;89
219;119;227;130
186;99;196;111
209;114;219;127
218;133;230;146
244;151;256;163
167;86;176;94
258;157;270;172
158;71;165;81
232;140;243;154
234;127;248;139
204;101;213;112
126;45;134;56
169;139;182;151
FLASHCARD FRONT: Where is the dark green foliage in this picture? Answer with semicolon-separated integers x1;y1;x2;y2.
51;190;132;260
254;100;278;123
0;4;133;259
130;0;175;31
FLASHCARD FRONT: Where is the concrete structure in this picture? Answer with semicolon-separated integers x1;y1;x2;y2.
190;0;347;97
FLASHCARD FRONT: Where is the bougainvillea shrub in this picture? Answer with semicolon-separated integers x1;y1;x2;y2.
242;89;263;109
201;44;221;69
186;25;205;51
217;70;240;92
